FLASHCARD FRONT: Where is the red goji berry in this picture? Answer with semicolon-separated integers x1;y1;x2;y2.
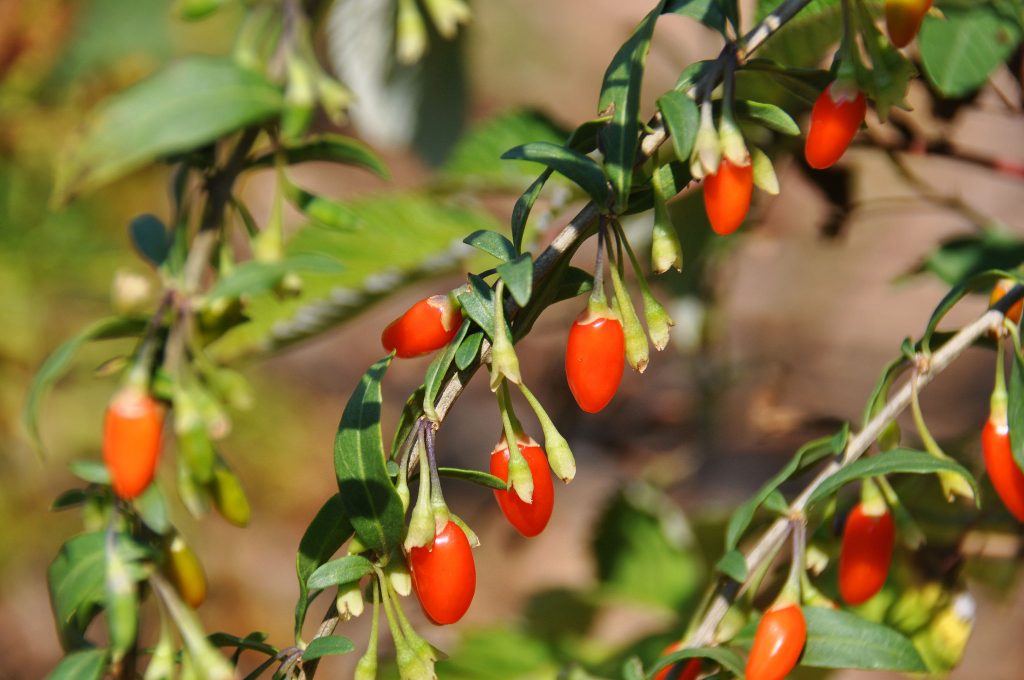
653;642;701;680
982;416;1024;522
103;386;165;500
745;603;806;680
565;306;625;413
381;295;462;358
885;0;933;48
703;159;753;236
409;520;476;624
839;503;895;605
805;84;866;170
490;435;554;537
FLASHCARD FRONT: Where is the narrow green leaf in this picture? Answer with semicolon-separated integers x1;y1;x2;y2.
205;254;344;301
623;656;645;680
46;648;108;680
715;549;748;582
55;56;282;202
25;317;148;452
306;555;374;591
597;2;667;211
334;356;404;555
657;90;700;164
724;435;835;550
423;321;470;421
807;449;978;506
52;489;89;512
104;532;139;661
664;0;729;34
496;254;534;307
208;632;277;657
647;646;745;679
831;422;850;455
1008;346;1024;473
801;606;928;671
502;142;609;206
133;484;170;535
551;267;595;305
437;466;508;490
48;532;106;650
920;5;1022;98
69;461;111;485
247;134;388;178
302;636;355;662
454;331;484;371
463;230;517;262
294;494;353;638
129;214;170;267
511;170;552;254
735;100;800;136
281;179;360;231
455;275;497;340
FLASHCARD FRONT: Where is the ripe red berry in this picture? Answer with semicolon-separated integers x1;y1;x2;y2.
989;279;1023;325
653;642;701;680
805;85;867;170
381;295;462;358
885;0;933;48
409;520;476;624
490;435;554;537
745;603;806;680
839;503;895;605
565;306;625;413
703;158;753;236
982;417;1024;522
103;386;165;500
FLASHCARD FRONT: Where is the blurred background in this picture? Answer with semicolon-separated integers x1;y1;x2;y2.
2;0;1024;678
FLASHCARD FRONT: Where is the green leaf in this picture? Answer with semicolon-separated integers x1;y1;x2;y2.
455;274;497;340
52;489;89;512
664;0;729;34
25;316;148;452
592;484;704;609
657;90;700;164
755;0;843;70
302;636;355;662
423;321;470;421
455;331;484;371
294;495;354;638
133;484;170;535
48;532;106;650
281;180;359;231
69;461;111;485
920;268;1018;354
920;4;1023;98
598;2;667;211
906;231;1024;286
437;466;508;490
806;449;979;506
55;56;282;202
502;142;609;206
715;549;748;582
1008;344;1024;473
104;532;139;661
47;648;108;680
496;254;534;306
334;357;404;555
205;254;344;301
306;555;374;591
208;194;498;361
208;631;277;657
735;100;800;136
434;627;558;679
551;266;595;305
463;230;517;262
725;435;836;550
129;214;170;267
801;606;927;671
511;170;552;254
647;646;745;679
440;109;568;191
247;134;388;178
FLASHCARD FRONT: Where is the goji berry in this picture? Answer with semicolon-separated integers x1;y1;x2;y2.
982;416;1024;522
805;84;866;170
409;520;476;624
653;642;700;680
381;295;462;358
490;435;554;537
103;386;165;500
839;503;895;605
703;159;753;236
885;0;933;48
565;306;625;413
745;603;806;680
